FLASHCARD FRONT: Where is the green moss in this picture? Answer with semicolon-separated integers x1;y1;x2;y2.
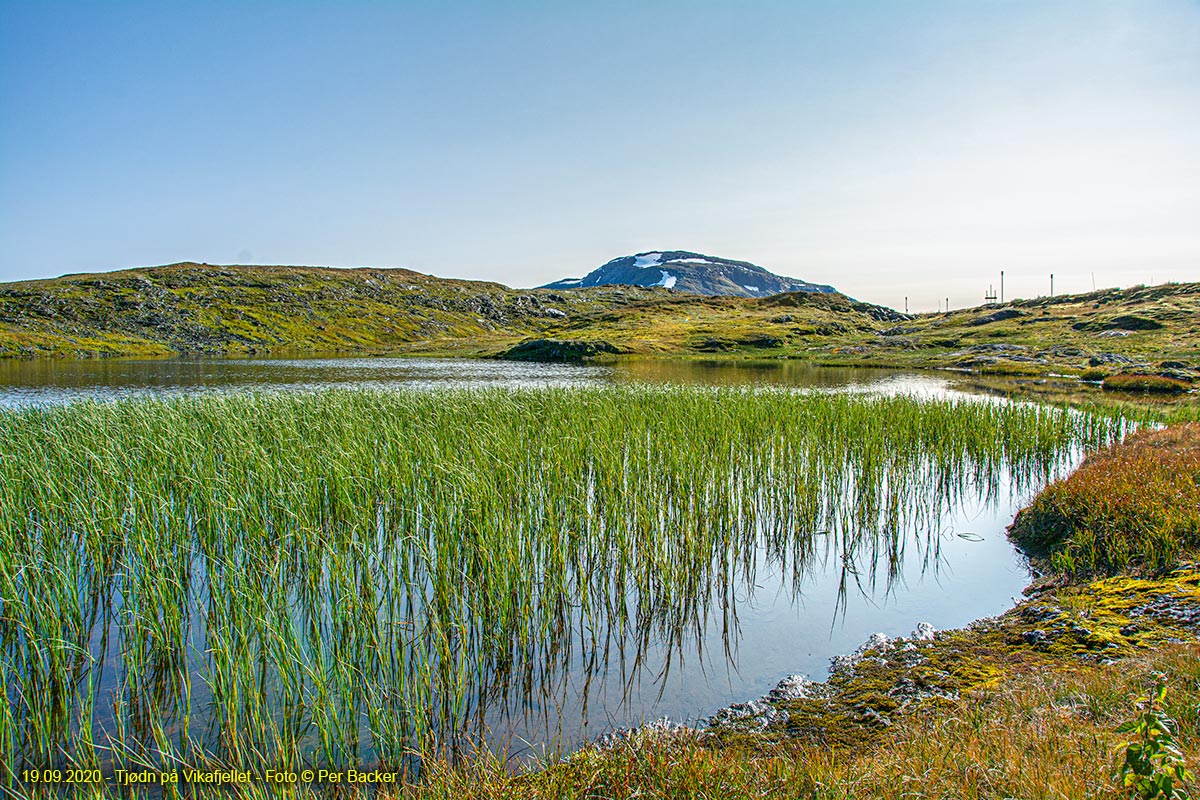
705;567;1200;755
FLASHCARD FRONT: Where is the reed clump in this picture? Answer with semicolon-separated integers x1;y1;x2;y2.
0;386;1129;782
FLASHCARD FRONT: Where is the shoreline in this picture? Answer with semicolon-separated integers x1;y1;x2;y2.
584;423;1200;759
689;564;1200;747
3;387;1197;798
451;422;1200;798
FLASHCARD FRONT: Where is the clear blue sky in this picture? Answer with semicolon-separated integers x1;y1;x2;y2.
2;1;1197;311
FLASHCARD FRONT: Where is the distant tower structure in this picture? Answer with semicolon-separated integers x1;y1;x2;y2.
984;284;998;304
1001;270;1005;304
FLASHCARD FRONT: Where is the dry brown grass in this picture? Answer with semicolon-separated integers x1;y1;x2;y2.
382;645;1200;799
20;643;1197;799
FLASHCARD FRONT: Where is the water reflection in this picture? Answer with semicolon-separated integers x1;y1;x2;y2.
612;358;900;389
0;356;610;406
0;355;985;407
0;386;1127;777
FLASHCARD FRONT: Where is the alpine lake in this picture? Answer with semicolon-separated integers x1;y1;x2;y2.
0;356;1134;777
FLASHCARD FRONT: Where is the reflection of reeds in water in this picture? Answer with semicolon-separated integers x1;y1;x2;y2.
0;388;1132;778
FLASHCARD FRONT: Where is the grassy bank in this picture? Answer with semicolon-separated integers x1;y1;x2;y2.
1010;423;1200;574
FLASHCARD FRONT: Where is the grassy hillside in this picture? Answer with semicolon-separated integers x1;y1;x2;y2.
0;262;902;359
1;264;1198;386
0;263;599;358
840;282;1200;376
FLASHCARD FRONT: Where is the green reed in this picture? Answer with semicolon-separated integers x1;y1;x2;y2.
0;386;1130;781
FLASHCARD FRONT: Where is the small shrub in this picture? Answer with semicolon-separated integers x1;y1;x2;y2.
1116;674;1194;799
1080;368;1109;382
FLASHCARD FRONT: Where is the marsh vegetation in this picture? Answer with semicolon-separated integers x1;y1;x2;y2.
0;386;1132;781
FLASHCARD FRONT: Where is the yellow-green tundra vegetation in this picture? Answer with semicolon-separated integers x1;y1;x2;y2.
6;264;1200;798
0;263;1198;390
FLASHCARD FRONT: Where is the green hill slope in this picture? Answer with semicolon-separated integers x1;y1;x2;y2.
0;262;893;360
0;264;1197;386
0;263;617;358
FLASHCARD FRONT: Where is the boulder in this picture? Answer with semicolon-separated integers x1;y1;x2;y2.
968;308;1025;326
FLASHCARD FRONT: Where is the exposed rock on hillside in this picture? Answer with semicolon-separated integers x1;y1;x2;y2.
499;339;621;363
543;251;836;298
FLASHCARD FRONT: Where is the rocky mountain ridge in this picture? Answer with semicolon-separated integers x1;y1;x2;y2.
542;251;836;298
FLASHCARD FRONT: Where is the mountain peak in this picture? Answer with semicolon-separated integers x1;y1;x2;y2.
541;251;836;298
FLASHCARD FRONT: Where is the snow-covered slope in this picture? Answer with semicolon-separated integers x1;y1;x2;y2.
541;251;836;298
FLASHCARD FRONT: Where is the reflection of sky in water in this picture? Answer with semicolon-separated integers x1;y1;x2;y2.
491;475;1038;759
1;356;1073;764
76;461;1042;764
0;355;988;408
0;357;612;407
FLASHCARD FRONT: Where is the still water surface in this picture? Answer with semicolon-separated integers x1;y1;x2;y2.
0;355;970;406
1;357;1069;765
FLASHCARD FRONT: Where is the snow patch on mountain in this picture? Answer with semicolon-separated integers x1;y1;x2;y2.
539;250;838;298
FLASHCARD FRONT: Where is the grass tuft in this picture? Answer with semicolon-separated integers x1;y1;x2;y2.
1102;374;1192;394
1009;424;1200;574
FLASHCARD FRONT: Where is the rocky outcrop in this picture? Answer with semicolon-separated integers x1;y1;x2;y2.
968;308;1025;326
542;251;838;299
499;338;621;363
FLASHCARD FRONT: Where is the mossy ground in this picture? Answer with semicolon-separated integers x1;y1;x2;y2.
698;566;1200;749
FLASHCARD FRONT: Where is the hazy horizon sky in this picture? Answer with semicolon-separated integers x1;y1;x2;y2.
2;1;1197;312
